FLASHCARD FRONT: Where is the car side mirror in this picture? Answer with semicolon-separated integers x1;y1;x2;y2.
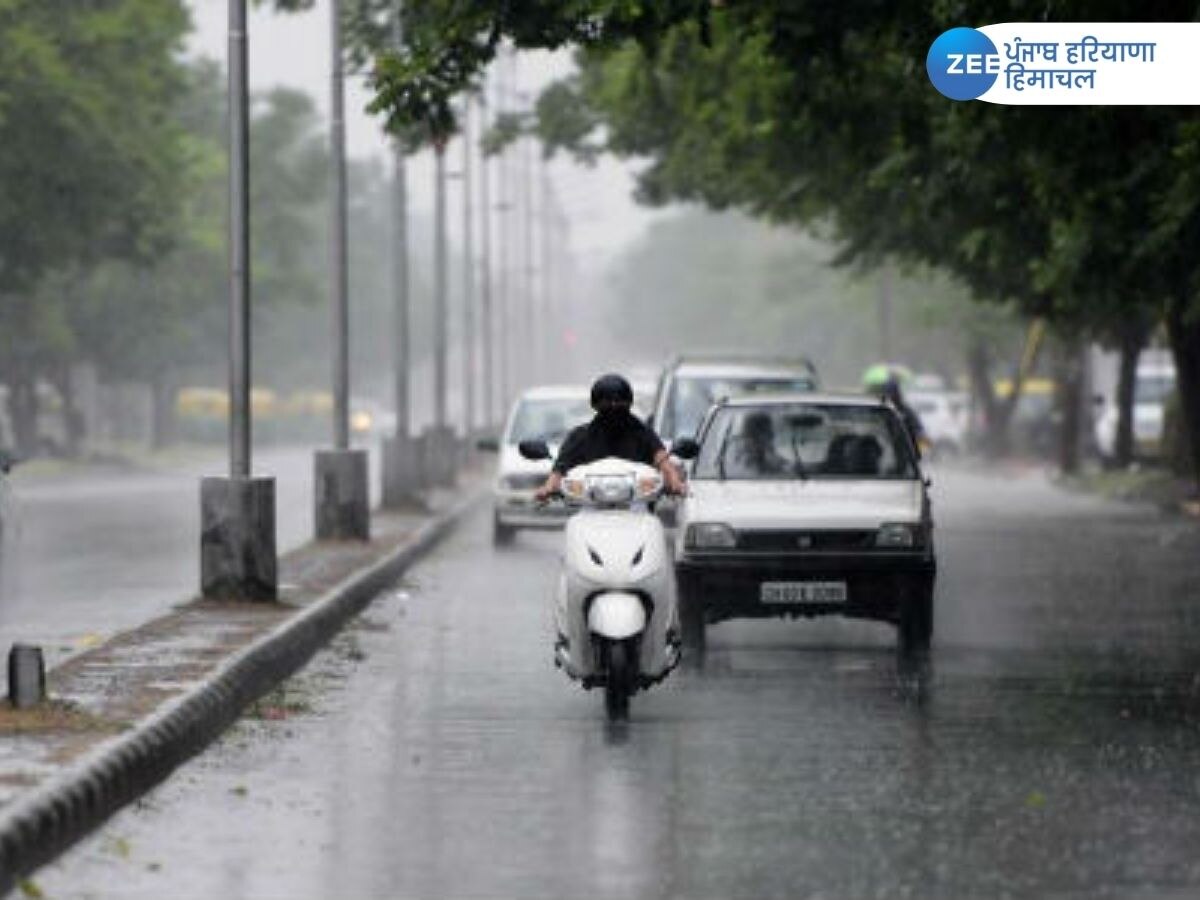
475;435;500;453
673;437;700;460
518;439;551;461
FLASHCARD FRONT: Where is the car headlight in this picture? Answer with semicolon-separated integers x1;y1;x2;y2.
686;523;737;549
876;523;918;548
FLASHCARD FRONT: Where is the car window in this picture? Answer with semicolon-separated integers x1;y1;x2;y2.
506;398;591;445
1135;374;1174;405
693;404;918;480
663;374;818;441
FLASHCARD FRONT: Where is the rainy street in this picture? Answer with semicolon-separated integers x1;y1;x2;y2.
35;466;1200;899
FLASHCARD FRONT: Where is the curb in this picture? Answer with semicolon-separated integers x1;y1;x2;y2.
0;490;482;894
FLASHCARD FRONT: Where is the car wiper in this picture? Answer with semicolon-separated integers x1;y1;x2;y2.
715;426;732;481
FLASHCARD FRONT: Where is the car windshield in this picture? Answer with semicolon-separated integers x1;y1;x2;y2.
1135;374;1175;405
664;374;816;441
693;404;918;480
506;397;591;445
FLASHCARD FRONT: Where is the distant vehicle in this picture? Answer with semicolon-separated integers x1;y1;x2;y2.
672;393;936;657
480;385;592;545
649;354;821;446
907;390;969;458
1095;360;1176;462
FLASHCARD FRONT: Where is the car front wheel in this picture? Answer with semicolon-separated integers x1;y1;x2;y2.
677;572;706;652
897;580;933;658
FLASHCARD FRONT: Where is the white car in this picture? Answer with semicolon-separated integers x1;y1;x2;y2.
1094;361;1176;461
672;393;936;655
649;355;820;446
907;390;969;458
483;385;592;544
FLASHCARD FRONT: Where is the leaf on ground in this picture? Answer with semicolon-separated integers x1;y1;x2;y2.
1025;790;1047;809
18;880;44;899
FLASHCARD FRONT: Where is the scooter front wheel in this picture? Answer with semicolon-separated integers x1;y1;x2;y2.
603;640;635;722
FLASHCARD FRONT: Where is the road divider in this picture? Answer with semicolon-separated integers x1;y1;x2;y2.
0;483;483;895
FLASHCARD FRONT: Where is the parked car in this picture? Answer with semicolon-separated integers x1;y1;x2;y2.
907;390;969;458
672;393;936;656
481;385;593;545
1094;359;1176;462
649;355;820;447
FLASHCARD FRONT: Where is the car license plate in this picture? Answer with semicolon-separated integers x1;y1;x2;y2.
761;581;848;604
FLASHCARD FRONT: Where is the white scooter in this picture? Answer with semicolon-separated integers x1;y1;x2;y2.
519;442;682;721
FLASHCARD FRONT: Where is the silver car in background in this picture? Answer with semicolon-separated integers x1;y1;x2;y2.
481;385;592;545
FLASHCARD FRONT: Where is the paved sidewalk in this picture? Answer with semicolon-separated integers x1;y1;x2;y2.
0;479;483;892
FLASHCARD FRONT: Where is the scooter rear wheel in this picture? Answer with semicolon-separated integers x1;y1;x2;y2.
604;640;634;722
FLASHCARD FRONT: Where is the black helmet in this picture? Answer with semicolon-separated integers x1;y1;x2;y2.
590;373;634;409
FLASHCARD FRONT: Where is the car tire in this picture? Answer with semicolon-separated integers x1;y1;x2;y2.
677;573;706;652
492;514;516;547
898;580;933;658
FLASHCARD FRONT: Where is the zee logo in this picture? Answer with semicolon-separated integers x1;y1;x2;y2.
927;28;1001;100
946;53;1001;75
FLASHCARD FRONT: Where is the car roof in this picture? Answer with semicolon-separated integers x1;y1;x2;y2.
666;352;817;375
716;391;890;409
670;361;819;380
517;384;591;401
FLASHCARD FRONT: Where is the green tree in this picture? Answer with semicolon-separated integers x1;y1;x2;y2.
0;0;191;455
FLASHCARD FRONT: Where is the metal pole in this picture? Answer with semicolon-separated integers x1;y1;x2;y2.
434;142;448;430
330;0;350;450
495;53;511;410
478;85;495;428
461;97;476;436
228;0;251;477
391;3;410;439
522;129;535;386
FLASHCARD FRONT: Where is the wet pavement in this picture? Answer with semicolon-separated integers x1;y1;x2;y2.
33;466;1200;899
0;445;380;666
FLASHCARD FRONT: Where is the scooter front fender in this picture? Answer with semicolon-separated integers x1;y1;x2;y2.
587;591;647;641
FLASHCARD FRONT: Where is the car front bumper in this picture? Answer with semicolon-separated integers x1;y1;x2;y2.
675;551;936;624
493;490;574;529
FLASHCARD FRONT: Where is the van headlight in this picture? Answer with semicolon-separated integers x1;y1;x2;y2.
686;523;737;549
876;523;918;548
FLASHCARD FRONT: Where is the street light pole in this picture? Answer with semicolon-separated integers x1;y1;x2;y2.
478;85;495;428
382;0;421;507
460;97;476;438
200;0;276;601
315;0;369;539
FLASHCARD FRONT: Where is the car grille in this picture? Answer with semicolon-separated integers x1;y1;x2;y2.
504;473;546;490
737;529;876;551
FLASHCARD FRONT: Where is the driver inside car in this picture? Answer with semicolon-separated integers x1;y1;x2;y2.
535;374;687;502
730;412;789;477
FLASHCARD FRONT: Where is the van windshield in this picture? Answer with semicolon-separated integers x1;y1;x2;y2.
664;374;817;441
693;404;918;481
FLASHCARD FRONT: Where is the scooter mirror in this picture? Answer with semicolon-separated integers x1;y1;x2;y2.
518;440;551;461
672;437;700;460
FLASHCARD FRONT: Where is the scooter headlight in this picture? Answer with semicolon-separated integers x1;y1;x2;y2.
686;523;737;549
587;474;635;505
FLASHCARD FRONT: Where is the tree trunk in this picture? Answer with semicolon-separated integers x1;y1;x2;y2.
7;373;39;459
1113;319;1146;468
1165;294;1200;492
51;364;86;459
966;340;1004;456
150;373;178;451
1056;338;1085;475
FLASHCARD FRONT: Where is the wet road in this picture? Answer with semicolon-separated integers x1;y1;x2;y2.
0;445;380;665
36;466;1200;899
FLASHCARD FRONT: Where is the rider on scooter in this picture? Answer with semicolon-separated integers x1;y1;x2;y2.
535;374;687;502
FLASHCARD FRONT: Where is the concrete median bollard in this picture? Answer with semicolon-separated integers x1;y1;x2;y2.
315;448;370;540
8;644;46;709
421;426;458;488
201;477;278;601
382;435;424;508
